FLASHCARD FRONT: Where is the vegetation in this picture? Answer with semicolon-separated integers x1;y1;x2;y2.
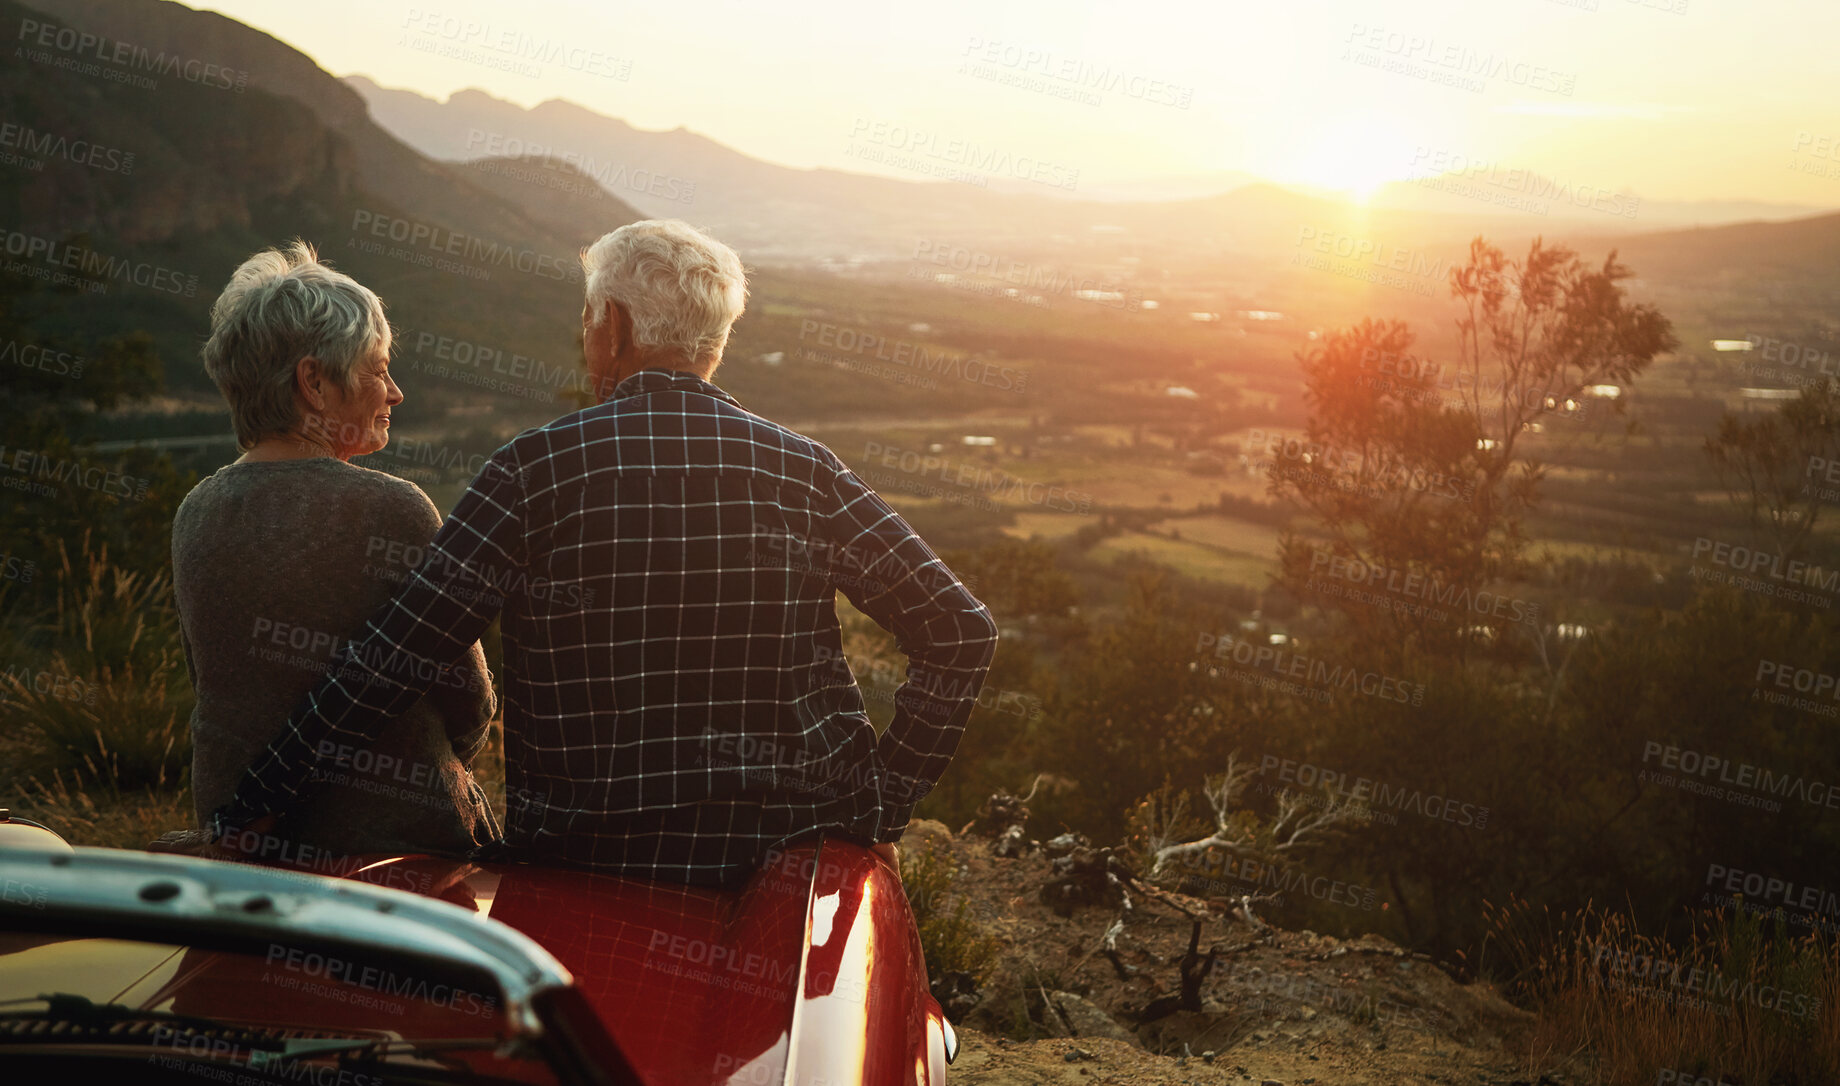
899;841;1003;988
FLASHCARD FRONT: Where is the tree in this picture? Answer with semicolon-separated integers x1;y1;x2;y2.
1704;376;1840;562
1269;238;1676;660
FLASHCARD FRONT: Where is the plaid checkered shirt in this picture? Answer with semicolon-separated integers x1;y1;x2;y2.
214;368;998;885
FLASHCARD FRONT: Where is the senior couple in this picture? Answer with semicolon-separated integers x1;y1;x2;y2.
176;221;997;886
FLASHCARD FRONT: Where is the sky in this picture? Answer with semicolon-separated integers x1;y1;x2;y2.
198;0;1840;206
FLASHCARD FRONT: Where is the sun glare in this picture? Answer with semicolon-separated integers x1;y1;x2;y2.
1284;112;1417;203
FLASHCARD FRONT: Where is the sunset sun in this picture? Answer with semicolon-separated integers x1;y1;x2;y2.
1284;112;1418;203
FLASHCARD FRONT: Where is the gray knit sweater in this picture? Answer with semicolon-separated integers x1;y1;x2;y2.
173;457;497;855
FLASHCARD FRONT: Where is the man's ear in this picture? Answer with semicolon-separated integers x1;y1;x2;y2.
603;299;631;358
295;355;328;411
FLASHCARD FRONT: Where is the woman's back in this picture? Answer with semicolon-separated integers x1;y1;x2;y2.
175;457;497;855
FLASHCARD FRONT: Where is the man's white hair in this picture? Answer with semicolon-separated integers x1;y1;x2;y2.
580;220;747;366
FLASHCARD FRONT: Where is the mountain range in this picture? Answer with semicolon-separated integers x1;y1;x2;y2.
5;0;1836;422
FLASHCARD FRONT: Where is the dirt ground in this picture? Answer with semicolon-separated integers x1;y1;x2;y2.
900;820;1587;1086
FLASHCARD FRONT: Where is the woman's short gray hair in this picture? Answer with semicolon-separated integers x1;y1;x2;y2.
580;220;747;365
201;240;389;450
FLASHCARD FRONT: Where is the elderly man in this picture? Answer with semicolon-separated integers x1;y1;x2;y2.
211;220;998;886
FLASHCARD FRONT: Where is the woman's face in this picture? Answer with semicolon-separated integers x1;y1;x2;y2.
317;338;402;459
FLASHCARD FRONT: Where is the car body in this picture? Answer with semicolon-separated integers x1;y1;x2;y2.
0;813;956;1085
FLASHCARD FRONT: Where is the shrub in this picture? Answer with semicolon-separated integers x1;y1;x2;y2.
1480;896;1840;1085
1;539;193;792
901;842;1002;989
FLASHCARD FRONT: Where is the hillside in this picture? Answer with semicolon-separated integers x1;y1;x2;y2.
897;820;1573;1086
7;0;642;414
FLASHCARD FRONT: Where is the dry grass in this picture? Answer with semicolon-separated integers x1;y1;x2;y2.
4;768;194;849
1481;896;1840;1085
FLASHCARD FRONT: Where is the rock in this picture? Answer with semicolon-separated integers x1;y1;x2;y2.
930;970;982;1021
1040;845;1131;915
968;787;1033;840
1043;990;1143;1048
993;822;1033;858
899;818;954;857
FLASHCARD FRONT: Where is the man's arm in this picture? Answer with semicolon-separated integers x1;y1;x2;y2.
822;463;998;841
211;451;529;834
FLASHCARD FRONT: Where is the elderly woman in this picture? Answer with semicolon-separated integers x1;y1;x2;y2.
173;241;498;856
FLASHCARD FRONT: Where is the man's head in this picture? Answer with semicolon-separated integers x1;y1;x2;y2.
579;220;748;397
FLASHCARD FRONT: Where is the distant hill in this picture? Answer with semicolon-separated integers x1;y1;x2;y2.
7;0;644;416
346;75;1091;262
345;77;1580;270
1575;211;1840;285
1369;173;1826;232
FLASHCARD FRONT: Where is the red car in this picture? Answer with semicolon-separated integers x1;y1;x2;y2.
0;811;957;1084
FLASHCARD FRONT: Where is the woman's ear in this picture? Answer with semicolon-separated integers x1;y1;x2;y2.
295;355;327;411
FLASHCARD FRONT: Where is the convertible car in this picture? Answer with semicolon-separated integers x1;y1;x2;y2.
0;810;957;1085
